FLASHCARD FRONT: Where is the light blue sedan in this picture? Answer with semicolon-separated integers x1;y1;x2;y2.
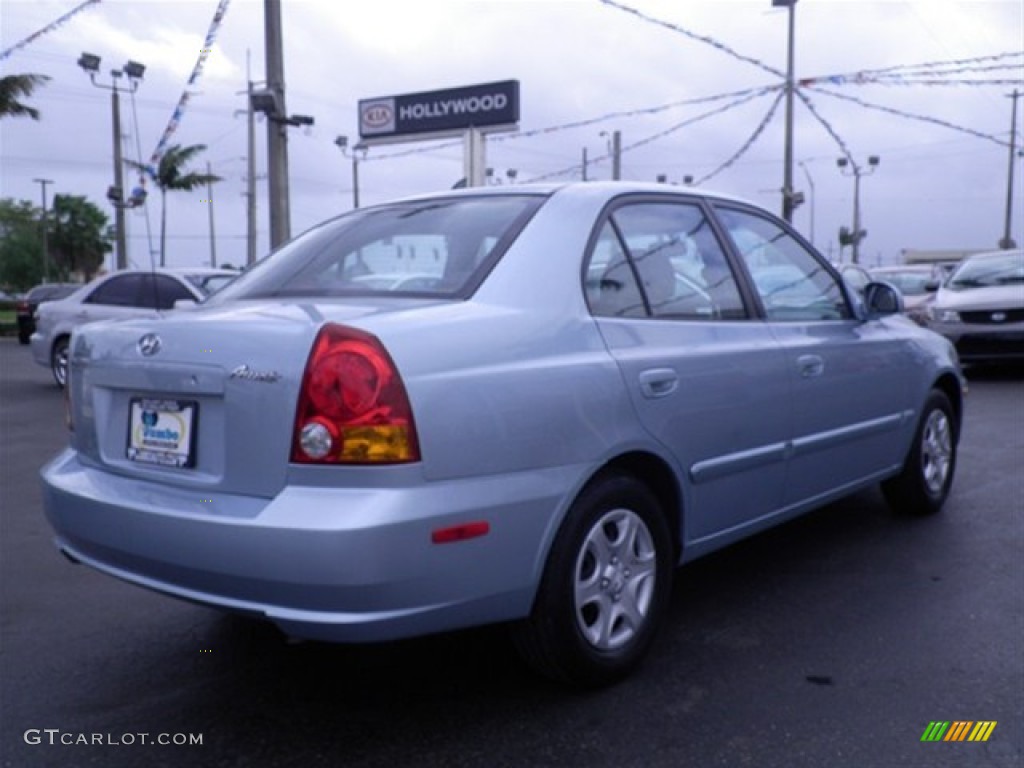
41;183;965;686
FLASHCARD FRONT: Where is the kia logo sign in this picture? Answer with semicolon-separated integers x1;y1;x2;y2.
363;104;392;128
360;98;396;135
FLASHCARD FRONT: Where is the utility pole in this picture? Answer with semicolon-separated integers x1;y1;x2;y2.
776;0;799;223
33;178;54;281
246;50;257;265
1000;88;1020;249
581;147;588;181
206;161;217;267
264;0;290;248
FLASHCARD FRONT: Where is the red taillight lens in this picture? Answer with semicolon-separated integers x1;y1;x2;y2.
291;324;420;464
16;301;29;313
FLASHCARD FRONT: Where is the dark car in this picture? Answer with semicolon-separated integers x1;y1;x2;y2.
16;283;80;345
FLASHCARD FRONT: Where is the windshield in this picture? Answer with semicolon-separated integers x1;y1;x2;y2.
206;194;544;303
947;251;1024;291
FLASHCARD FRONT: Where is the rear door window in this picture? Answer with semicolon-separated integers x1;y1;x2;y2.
586;200;748;320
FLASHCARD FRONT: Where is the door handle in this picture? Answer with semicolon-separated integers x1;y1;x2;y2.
638;368;679;399
797;354;825;378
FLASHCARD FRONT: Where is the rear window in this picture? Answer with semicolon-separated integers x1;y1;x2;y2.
27;284;78;302
208;195;544;302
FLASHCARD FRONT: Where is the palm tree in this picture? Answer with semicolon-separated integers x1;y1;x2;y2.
130;143;221;266
0;74;51;120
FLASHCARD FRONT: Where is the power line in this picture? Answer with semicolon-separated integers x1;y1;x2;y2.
805;85;1009;147
695;90;785;186
596;0;784;79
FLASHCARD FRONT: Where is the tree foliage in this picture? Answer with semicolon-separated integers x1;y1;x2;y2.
128;143;221;266
0;74;51;120
0;199;44;291
50;195;113;282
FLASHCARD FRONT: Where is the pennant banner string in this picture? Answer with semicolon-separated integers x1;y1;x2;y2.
0;0;102;62
144;0;231;176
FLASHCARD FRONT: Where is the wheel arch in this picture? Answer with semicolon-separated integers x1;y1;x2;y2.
593;450;684;563
52;331;71;353
932;372;964;438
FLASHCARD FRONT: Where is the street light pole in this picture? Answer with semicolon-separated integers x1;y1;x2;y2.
110;75;127;269
334;136;367;209
78;53;145;271
33;178;53;281
778;0;798;223
837;155;879;264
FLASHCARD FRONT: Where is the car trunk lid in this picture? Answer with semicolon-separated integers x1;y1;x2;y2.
66;299;441;498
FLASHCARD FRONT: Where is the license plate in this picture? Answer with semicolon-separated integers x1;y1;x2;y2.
127;399;197;468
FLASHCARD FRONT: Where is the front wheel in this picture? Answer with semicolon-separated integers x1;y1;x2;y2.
513;473;673;687
882;389;957;516
51;336;69;388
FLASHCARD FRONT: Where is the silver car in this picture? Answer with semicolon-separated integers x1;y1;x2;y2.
927;249;1024;363
30;268;238;387
41;183;964;686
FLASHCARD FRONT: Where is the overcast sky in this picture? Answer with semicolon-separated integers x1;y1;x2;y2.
1;0;1022;272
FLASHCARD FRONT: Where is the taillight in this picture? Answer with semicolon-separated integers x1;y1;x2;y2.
16;300;29;313
291;323;420;464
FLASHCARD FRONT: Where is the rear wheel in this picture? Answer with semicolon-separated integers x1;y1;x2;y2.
882;390;957;516
51;336;69;388
513;473;673;687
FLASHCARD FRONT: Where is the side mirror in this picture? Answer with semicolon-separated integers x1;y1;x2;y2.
924;279;940;292
173;299;197;310
863;281;904;316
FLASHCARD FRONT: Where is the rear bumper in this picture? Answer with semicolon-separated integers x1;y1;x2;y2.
41;449;580;642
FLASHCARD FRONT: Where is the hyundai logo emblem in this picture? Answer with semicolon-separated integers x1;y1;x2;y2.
138;333;162;357
991;312;1007;323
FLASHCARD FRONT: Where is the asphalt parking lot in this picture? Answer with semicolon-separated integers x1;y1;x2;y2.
1;337;1021;768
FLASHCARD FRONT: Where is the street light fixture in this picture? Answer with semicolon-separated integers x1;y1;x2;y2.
836;154;880;264
78;51;146;271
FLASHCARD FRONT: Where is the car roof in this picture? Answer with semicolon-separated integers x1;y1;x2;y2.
382;180;754;208
872;265;935;272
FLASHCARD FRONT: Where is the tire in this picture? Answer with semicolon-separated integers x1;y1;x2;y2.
882;389;957;516
17;330;30;345
513;473;673;688
51;336;70;389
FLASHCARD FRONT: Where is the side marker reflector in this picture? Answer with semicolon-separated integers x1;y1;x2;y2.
431;521;490;544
